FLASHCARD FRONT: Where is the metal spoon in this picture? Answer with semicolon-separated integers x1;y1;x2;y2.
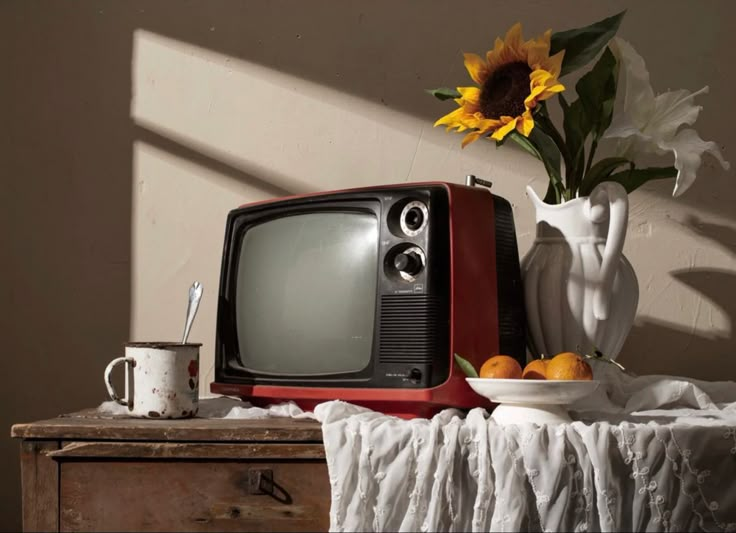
181;281;203;344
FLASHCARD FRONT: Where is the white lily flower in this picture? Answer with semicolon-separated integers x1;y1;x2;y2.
604;38;729;197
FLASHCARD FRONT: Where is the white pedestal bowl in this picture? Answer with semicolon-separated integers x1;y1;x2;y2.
466;378;600;425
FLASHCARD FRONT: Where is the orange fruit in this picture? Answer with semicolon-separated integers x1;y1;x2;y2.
546;352;593;381
522;358;549;380
479;355;522;379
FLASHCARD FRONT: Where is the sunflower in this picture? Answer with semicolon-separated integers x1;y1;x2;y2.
435;23;566;146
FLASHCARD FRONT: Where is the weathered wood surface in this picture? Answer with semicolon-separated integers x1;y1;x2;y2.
49;441;326;460
20;440;60;532
14;410;331;532
12;414;323;442
60;460;330;532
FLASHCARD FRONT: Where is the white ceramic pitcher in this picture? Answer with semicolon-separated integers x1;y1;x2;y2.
521;182;638;359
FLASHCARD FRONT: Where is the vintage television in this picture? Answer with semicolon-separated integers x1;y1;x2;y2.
211;180;526;418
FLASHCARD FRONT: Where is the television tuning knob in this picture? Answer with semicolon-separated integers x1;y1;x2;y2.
394;250;423;276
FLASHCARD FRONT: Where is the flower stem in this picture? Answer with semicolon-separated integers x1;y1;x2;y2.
535;104;572;198
584;138;599;188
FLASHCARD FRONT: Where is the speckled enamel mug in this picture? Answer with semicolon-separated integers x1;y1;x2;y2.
104;342;201;419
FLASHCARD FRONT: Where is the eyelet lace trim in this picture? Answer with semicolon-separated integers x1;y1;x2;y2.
321;410;736;532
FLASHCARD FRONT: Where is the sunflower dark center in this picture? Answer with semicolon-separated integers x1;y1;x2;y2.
479;61;532;120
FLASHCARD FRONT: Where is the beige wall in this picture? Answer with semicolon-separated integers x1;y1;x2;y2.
1;1;734;529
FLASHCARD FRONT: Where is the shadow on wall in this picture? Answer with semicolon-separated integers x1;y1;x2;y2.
0;4;136;532
136;125;298;198
621;217;736;378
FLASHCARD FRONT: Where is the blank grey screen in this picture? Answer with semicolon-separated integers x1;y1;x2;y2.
236;212;378;375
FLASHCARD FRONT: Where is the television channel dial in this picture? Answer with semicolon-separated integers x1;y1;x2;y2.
400;201;428;236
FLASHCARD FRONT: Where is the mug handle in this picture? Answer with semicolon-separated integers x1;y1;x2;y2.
585;181;629;321
104;357;135;406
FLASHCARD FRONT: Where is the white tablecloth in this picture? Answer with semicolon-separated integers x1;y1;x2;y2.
313;361;736;532
98;361;736;532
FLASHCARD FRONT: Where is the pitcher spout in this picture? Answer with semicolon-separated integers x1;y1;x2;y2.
525;185;545;210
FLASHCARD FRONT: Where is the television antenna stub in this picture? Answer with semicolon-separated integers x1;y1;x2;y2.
465;175;493;189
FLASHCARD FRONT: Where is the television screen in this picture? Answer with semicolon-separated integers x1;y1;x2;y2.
236;212;379;375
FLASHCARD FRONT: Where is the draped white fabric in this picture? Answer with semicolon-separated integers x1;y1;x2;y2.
96;363;736;532
314;363;736;532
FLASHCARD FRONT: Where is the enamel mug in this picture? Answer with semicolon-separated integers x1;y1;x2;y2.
104;342;201;418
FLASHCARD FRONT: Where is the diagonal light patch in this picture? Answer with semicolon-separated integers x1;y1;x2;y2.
132;29;427;192
128;29;566;386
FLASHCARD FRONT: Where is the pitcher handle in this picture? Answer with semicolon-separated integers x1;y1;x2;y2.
585;182;629;321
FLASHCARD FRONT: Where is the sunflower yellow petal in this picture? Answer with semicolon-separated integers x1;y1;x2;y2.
434;106;471;128
486;40;506;71
540;29;552;49
530;69;553;85
517;112;535;137
505;23;524;51
463;53;488;85
488;23;525;67
491;117;519;141
524;29;552;67
475;117;503;131
486;37;504;62
461;131;483;148
525;85;548;108
500;41;523;65
457;86;481;104
537;82;566;101
524;69;564;108
526;43;548;69
541;50;565;78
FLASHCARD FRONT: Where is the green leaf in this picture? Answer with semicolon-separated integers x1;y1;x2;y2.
558;92;570;112
426;87;461;101
504;131;559;202
551;11;625;76
530;128;561;180
529;128;565;203
576;47;618;142
454;353;478;378
562;100;590;151
561;47;619;196
608;166;678;194
507;131;542;160
579;157;632;196
561;98;589;194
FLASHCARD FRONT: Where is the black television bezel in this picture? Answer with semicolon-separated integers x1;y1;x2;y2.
215;186;452;389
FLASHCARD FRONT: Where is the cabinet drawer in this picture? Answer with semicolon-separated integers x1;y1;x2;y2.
57;443;330;532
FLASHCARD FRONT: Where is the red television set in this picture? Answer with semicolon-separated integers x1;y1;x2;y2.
210;180;526;418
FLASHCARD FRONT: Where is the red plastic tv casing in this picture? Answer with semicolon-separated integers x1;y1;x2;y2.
210;182;499;418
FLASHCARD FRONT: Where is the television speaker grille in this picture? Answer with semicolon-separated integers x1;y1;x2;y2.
378;294;445;364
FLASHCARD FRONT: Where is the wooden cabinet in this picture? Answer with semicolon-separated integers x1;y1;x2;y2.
12;412;330;532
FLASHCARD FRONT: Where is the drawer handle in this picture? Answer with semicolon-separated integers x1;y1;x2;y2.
247;468;273;495
247;469;292;504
